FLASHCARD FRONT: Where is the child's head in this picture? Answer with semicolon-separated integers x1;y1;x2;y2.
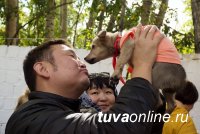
175;81;199;111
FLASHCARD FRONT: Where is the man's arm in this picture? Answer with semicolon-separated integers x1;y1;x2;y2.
96;24;165;133
131;24;164;83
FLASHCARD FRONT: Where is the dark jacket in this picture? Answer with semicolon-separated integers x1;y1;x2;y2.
5;78;157;134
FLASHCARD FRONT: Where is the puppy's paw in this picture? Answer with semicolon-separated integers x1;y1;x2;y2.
110;76;119;88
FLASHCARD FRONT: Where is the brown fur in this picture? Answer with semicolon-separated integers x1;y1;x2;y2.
84;30;186;113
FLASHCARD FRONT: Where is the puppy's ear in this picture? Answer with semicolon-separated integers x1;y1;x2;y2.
98;30;106;38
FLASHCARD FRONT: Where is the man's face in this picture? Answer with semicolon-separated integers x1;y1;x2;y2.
49;45;90;96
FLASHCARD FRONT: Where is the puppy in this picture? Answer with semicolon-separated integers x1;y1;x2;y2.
84;25;186;113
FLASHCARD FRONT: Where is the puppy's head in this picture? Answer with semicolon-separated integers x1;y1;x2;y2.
84;30;115;64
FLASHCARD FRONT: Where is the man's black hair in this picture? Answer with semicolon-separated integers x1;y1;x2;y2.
23;39;68;91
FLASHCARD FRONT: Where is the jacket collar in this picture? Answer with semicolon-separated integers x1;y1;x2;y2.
29;91;81;112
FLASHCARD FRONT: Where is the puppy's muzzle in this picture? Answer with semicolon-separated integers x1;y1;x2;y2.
84;57;96;64
109;76;119;88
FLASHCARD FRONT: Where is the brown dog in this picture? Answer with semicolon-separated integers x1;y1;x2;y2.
84;26;186;113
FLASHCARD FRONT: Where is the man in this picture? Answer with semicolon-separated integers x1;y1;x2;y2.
5;24;164;134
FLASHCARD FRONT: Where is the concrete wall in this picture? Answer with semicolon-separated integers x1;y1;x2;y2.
0;45;200;133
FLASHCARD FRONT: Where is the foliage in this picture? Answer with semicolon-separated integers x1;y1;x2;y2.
76;28;95;49
123;3;141;29
0;0;5;43
161;0;195;54
0;0;196;54
0;0;5;24
163;24;194;54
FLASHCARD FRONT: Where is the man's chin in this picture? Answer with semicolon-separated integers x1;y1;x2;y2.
81;78;90;91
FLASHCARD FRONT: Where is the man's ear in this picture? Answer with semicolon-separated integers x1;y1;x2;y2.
33;62;50;78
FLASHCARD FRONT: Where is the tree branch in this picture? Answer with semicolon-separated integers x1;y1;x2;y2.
13;1;75;38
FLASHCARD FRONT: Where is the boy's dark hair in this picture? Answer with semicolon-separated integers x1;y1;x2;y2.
88;72;117;96
23;40;68;91
175;81;199;105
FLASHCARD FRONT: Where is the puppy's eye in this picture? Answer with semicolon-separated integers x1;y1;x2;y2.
91;45;95;49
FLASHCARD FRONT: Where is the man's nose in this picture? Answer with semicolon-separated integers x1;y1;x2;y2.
79;60;86;68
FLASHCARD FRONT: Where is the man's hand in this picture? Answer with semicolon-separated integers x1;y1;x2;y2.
131;24;165;83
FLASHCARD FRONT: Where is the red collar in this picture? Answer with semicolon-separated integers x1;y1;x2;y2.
112;34;126;84
112;34;121;69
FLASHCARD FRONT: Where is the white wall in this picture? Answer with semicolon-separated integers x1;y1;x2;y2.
0;45;200;133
